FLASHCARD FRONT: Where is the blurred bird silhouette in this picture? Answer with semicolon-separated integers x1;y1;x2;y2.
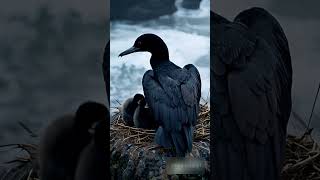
211;7;292;180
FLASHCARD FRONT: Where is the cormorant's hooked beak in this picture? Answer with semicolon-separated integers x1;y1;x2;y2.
119;46;141;57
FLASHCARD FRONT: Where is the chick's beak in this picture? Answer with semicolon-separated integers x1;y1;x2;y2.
137;99;142;105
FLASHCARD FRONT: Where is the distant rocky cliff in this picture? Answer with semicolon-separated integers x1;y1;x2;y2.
111;0;202;21
181;0;202;9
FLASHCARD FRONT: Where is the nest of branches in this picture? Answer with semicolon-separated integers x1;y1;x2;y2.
110;103;211;179
282;129;320;180
110;103;210;148
0;143;39;180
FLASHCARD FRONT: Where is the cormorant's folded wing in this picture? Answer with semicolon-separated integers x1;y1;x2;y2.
182;64;201;125
142;70;198;130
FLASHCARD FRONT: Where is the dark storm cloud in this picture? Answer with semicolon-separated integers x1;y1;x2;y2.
0;0;109;161
212;0;320;140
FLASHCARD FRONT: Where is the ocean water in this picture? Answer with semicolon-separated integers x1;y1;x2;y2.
110;0;210;111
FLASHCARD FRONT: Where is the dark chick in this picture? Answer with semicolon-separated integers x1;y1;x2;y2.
39;101;108;180
75;120;108;180
121;93;144;126
119;33;201;157
133;94;157;129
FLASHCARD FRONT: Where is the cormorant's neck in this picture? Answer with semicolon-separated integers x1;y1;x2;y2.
149;42;170;69
150;57;170;69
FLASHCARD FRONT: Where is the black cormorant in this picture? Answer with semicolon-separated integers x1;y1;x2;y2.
119;33;201;156
133;94;157;129
74;120;108;180
39;102;109;180
211;8;292;180
121;93;144;126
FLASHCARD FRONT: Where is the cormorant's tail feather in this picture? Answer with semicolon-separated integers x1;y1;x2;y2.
183;126;193;153
155;127;173;148
155;126;193;157
170;131;187;157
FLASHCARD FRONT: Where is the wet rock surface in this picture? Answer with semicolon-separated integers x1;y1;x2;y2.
110;142;210;180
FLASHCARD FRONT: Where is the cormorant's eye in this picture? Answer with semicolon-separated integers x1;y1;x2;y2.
137;41;142;46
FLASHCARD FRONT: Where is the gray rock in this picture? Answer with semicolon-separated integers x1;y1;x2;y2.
136;159;146;177
148;171;154;178
122;160;135;179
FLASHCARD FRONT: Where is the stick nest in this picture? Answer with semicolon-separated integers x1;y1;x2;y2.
110;103;210;179
282;129;320;180
110;103;210;146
